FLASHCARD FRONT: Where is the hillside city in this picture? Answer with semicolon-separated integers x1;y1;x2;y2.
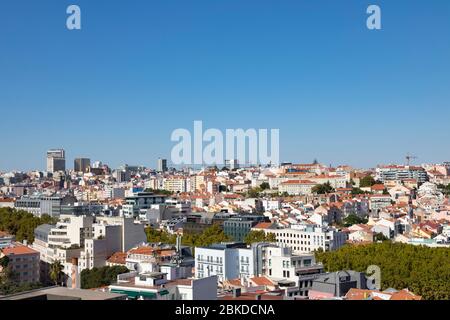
0;149;449;300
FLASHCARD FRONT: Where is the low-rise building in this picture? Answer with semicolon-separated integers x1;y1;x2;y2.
0;243;40;284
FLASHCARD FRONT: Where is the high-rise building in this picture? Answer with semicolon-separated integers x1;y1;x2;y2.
225;159;239;170
74;158;91;173
157;158;168;172
46;149;66;173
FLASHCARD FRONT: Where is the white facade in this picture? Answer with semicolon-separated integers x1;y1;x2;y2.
195;244;256;282
260;225;346;253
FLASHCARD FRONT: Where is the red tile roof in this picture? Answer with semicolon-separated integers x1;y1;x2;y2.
1;244;38;256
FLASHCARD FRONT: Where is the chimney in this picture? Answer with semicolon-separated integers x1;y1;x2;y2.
23;240;28;246
233;288;241;298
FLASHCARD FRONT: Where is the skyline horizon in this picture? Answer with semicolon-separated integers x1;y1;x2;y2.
0;146;447;173
1;1;450;171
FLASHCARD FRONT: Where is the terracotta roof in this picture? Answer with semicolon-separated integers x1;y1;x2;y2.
253;222;273;230
280;180;316;185
371;184;386;191
390;289;422;300
128;247;154;255
250;276;274;287
107;252;127;265
1;244;38;256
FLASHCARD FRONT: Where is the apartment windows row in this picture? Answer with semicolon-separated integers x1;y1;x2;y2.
197;255;223;264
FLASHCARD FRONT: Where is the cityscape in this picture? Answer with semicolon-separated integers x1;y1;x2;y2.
1;1;450;313
0;149;449;301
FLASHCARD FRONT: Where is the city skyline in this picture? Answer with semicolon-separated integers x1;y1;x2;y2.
1;0;450;170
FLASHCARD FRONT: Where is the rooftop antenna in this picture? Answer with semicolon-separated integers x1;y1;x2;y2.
171;233;184;266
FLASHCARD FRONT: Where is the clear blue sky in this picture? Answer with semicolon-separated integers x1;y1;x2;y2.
1;0;449;171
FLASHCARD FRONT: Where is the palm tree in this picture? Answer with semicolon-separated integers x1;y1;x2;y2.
49;260;64;286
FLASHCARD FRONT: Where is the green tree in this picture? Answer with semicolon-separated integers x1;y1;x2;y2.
315;242;450;300
260;182;270;191
244;230;276;245
0;208;58;243
144;188;174;196
343;214;368;227
351;187;366;195
312;182;334;194
80;266;129;289
0;256;9;268
360;176;376;188
145;228;177;244
247;187;262;198
49;260;64;286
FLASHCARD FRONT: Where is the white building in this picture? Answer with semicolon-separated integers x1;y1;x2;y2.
195;243;255;282
254;224;346;254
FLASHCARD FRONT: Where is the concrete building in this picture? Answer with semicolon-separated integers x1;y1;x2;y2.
376;165;428;183
255;224;346;254
0;286;126;300
121;192;166;218
0;231;14;249
0;243;40;284
32;215;147;287
308;270;368;299
14;194;77;217
223;215;267;242
109;271;217;300
225;159;239;170
279;180;318;195
195;243;255;281
163;177;187;193
74;158;91;173
157;158;168;173
47;149;66;173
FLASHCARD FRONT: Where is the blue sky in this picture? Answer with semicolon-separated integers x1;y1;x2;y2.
1;0;449;171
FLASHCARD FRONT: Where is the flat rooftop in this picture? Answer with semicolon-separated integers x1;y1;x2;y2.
0;287;127;301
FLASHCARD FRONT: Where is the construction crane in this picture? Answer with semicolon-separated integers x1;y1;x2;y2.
405;153;417;166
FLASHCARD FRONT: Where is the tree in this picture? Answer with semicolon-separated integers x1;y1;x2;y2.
0;256;9;268
312;182;334;194
343;214;368;227
244;230;276;245
49;260;64;286
360;176;376;188
247;187;262;198
351;187;366;195
144;188;173;196
145;228;177;244
0;208;58;243
260;182;270;191
81;266;129;289
374;232;389;242
315;242;450;300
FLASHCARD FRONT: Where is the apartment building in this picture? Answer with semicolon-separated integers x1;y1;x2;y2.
279;180;318;195
109;270;217;300
376;165;428;183
163;177;187;193
32;215;146;287
0;231;14;249
254;224;346;254
14;194;77;217
121;192;167;218
0;243;40;284
195;243;255;281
